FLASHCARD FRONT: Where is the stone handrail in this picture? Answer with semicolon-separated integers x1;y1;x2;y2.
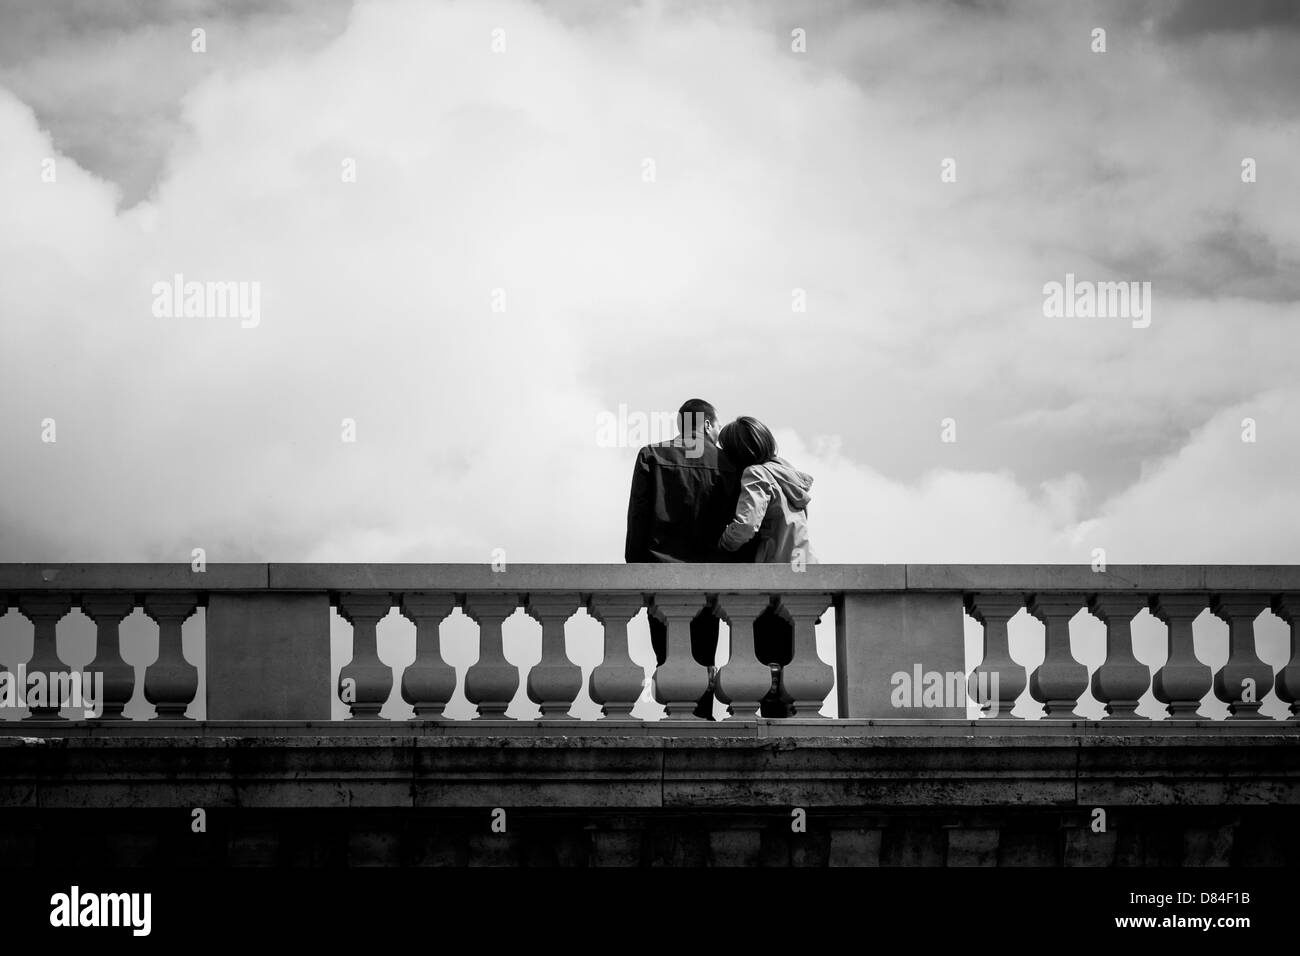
0;563;1298;724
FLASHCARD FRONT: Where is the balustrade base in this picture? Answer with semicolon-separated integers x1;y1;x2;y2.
2;717;1294;737
2;804;1298;867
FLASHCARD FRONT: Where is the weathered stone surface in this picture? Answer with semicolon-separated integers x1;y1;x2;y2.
828;827;881;866
997;829;1058;866
267;563;907;593
348;827;404;866
1182;824;1236;866
946;827;999;866
661;734;1082;808
228;828;281;866
759;828;791;867
408;823;465;866
545;830;590;867
1076;734;1300;806
647;826;708;866
789;829;829;867
0;564;265;590
1064;828;1117;867
12;562;1295;594
9;562;1298;597
413;735;665;808
590;826;642;866
882;826;945;866
207;592;333;720
1229;823;1292;866
837;592;967;719
1114;825;1185;866
905;565;1300;592
708;827;763;866
4;728;1295;814
467;832;520;867
1;805;1298;867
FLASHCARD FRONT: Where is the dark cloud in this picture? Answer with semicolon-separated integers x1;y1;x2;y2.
1096;217;1300;304
1158;0;1300;37
0;0;353;206
1179;225;1300;302
0;0;308;60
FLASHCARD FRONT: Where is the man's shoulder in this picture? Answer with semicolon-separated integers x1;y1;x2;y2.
639;438;719;469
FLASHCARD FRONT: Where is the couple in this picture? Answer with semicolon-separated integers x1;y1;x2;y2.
624;398;817;718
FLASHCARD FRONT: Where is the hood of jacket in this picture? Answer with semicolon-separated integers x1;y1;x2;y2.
761;457;814;510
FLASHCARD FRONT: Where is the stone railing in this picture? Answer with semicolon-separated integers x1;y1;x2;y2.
0;564;1298;726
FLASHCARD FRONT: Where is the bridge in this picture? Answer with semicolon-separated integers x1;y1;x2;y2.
1;564;1297;867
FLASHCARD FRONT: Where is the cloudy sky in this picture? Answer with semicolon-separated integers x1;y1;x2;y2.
2;0;1298;565
1;0;1298;718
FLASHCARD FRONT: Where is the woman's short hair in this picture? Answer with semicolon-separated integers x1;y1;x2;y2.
718;416;777;470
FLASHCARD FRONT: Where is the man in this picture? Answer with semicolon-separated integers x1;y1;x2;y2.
624;399;755;718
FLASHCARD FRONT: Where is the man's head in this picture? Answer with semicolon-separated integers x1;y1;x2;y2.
678;398;718;458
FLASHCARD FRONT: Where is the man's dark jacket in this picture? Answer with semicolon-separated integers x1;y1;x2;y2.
624;436;756;563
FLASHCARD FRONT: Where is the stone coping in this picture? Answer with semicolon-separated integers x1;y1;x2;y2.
1;564;1297;593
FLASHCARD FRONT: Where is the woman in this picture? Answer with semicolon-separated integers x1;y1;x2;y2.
715;416;817;717
716;416;817;565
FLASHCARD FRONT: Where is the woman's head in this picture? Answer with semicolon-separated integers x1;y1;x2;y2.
718;416;778;470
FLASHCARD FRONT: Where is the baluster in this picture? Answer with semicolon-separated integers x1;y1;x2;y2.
336;592;394;719
1027;593;1089;719
1211;595;1274;720
649;594;710;719
81;595;138;720
714;594;775;719
586;593;646;719
463;593;521;719
399;592;457;719
1272;593;1300;719
525;593;582;719
1150;593;1211;719
142;592;200;719
775;594;833;718
17;594;73;719
1087;594;1151;719
966;593;1027;718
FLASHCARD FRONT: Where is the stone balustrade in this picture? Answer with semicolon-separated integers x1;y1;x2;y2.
0;564;1299;725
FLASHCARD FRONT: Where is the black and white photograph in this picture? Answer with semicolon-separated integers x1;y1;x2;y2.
1;0;1297;939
